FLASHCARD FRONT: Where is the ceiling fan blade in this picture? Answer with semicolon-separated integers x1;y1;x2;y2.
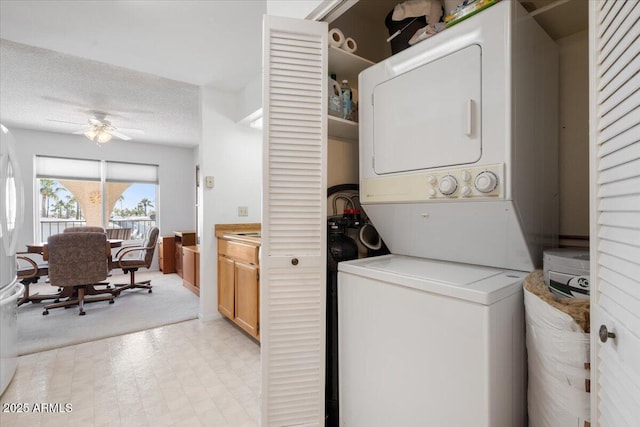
117;127;144;134
47;119;85;125
88;118;103;126
111;130;132;141
71;129;90;135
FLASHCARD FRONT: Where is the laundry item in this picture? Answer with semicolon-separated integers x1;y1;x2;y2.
393;0;444;22
408;22;446;45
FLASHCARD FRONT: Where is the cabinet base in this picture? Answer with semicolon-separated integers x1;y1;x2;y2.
183;281;199;296
219;312;261;343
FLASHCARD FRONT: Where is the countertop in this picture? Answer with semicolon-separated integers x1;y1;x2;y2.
215;223;261;245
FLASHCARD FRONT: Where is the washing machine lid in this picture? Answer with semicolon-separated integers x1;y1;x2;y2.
338;254;526;305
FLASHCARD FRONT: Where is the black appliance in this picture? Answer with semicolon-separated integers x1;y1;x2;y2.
325;185;388;426
326;216;358;427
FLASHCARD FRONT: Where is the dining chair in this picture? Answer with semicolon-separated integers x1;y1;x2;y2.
63;226;106;233
106;227;132;240
16;252;59;306
113;227;159;294
42;232;115;316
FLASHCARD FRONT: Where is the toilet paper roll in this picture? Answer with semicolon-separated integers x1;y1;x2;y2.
342;37;358;53
328;28;345;48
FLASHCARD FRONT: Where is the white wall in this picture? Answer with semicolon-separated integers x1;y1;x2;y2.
10;127;196;269
199;87;262;320
557;30;589;240
267;0;325;19
327;137;358;188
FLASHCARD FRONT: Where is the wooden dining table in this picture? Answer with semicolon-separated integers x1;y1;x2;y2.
26;239;124;254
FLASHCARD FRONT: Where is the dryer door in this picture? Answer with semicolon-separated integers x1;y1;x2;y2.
373;44;481;174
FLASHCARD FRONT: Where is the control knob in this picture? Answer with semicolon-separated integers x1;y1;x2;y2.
427;175;437;185
474;171;498;193
438;175;458;196
461;186;471;197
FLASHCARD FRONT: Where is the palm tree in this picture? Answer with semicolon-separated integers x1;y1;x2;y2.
53;200;66;218
65;195;75;219
39;179;60;218
139;198;154;216
118;194;125;211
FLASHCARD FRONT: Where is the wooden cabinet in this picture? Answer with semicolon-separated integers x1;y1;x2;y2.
158;236;176;273
182;245;200;296
217;255;235;319
174;231;196;278
234;261;259;338
217;236;260;341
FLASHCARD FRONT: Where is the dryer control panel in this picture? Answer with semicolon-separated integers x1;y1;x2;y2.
362;164;504;204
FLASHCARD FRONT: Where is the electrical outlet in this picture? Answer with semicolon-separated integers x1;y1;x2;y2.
238;206;248;217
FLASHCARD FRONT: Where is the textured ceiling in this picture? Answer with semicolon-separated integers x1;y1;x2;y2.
1;40;201;146
0;0;266;147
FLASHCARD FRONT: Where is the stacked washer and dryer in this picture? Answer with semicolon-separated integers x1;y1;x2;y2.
337;2;558;426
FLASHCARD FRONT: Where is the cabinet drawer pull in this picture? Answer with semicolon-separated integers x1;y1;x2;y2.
291;258;299;266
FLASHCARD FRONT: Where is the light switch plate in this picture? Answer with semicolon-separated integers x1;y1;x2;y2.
205;176;214;188
238;206;248;217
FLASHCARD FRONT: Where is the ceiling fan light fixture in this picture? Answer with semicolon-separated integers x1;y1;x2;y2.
84;128;98;141
96;129;113;143
76;117;132;144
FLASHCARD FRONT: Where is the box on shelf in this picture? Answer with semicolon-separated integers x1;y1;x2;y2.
543;248;590;299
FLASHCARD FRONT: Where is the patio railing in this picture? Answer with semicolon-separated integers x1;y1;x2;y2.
40;218;155;242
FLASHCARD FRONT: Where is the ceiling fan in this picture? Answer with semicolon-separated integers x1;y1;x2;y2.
48;113;143;144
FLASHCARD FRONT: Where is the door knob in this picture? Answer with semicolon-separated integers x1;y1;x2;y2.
599;325;616;343
291;258;299;266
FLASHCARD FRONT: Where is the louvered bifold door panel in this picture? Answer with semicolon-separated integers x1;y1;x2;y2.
591;1;640;427
261;15;328;427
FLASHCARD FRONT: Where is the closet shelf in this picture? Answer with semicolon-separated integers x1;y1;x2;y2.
328;46;374;89
327;47;371;142
328;116;358;142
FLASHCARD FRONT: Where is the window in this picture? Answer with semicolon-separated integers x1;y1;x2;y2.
36;156;158;241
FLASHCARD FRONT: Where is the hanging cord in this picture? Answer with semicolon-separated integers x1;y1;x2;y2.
386;16;420;42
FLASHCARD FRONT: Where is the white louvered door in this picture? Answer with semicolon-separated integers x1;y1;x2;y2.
261;15;328;427
589;1;640;426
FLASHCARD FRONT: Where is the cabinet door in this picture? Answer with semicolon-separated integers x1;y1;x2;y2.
183;248;196;287
175;242;183;277
590;1;640;426
217;256;235;319
159;237;175;273
195;251;200;288
235;261;260;339
158;241;164;272
262;15;328;426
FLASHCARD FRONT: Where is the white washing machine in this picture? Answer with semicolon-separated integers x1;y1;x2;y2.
338;255;527;427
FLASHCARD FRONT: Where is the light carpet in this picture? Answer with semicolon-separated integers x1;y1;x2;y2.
17;271;199;355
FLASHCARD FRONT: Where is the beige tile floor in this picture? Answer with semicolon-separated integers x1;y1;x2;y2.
1;318;260;427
